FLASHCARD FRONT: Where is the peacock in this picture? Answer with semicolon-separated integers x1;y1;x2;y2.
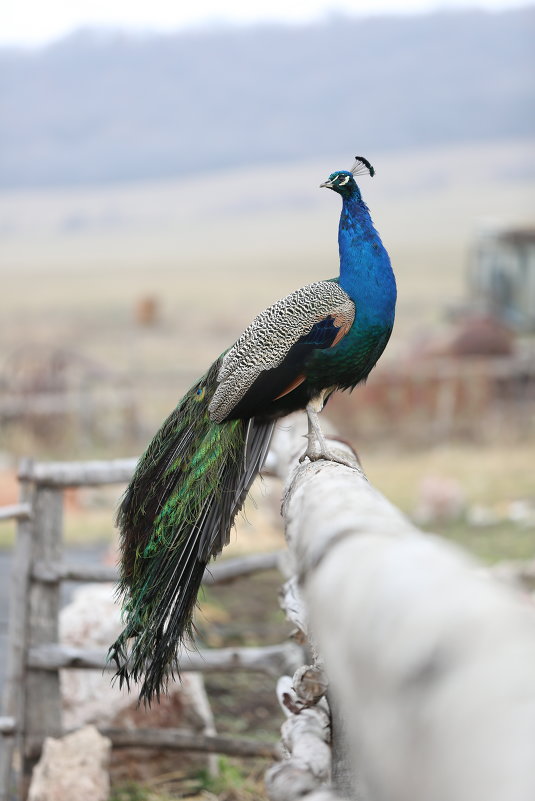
109;156;397;702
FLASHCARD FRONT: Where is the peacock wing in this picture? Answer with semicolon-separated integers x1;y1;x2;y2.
208;280;355;423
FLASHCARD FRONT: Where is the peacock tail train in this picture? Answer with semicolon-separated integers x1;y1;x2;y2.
109;357;275;702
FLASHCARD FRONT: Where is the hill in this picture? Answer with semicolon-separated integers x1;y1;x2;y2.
0;8;534;187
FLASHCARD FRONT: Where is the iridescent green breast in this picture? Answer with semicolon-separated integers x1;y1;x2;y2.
305;322;393;392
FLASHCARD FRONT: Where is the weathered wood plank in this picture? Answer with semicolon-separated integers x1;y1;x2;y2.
18;458;136;487
25;728;278;760
28;642;302;677
16;447;283;489
281;420;535;801
202;550;284;585
23;487;63;783
31;549;284;585
31;562;118;583
104;727;279;758
0;462;35;801
0;504;32;523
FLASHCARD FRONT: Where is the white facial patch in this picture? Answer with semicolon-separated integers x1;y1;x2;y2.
338;175;350;186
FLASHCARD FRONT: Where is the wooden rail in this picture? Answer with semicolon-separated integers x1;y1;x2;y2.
25;728;279;761
17;458;136;486
30;549;282;585
27;642;300;676
265;420;535;801
0;505;32;523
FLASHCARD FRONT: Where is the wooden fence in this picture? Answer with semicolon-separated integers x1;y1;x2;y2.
3;419;535;801
3;355;534;453
0;457;299;801
331;353;535;444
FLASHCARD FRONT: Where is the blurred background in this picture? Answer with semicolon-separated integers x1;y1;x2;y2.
0;0;535;795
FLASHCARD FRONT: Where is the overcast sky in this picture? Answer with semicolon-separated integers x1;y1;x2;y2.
3;0;532;47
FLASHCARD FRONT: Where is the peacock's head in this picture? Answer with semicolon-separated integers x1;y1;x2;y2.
320;156;375;198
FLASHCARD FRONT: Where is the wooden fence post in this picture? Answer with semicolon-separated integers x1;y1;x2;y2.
1;461;34;801
22;483;63;792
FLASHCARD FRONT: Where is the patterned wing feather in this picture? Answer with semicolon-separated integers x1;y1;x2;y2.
209;281;354;423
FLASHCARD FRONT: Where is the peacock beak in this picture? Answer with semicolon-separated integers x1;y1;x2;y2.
320;180;334;189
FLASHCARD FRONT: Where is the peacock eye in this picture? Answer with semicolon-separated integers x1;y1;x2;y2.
195;387;205;401
338;176;350;186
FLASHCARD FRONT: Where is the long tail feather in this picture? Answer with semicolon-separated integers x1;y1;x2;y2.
109;358;274;702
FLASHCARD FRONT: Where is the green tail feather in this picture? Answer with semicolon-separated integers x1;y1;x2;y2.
109;358;274;702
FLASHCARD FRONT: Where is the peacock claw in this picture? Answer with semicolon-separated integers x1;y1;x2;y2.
300;429;357;468
300;444;356;468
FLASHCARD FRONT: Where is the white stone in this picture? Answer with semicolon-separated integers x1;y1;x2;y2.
28;725;111;801
60;583;214;731
59;583;217;783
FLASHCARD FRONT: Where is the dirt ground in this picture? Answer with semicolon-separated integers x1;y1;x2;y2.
108;569;290;801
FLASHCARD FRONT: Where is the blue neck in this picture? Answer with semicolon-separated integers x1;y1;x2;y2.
337;190;396;328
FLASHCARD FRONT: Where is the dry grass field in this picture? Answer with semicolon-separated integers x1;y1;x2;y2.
1;139;534;374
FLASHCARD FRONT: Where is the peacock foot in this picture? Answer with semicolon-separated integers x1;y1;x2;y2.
299;436;357;468
300;394;357;468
